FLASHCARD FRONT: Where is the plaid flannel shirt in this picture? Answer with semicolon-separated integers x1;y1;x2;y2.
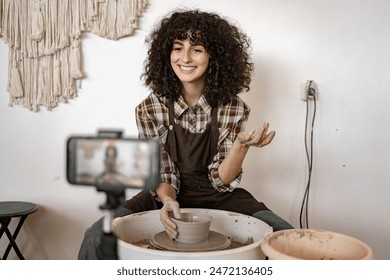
135;92;250;194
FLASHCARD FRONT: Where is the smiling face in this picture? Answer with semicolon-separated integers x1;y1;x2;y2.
170;38;210;88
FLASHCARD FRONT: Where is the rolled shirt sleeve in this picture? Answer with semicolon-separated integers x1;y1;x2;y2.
135;94;181;195
208;97;250;192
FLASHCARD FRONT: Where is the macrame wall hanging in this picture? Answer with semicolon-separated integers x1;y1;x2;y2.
0;0;147;112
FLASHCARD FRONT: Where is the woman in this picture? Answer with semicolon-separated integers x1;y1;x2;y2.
78;9;292;259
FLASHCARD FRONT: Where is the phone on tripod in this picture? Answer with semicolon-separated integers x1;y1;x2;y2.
66;135;160;192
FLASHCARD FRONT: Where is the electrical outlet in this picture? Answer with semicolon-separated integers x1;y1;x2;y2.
301;80;319;101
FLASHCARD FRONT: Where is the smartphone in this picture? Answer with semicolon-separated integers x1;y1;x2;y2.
66;136;160;191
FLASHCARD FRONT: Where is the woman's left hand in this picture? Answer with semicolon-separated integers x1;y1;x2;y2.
236;122;276;148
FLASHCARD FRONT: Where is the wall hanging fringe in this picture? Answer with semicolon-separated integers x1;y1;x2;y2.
0;0;147;112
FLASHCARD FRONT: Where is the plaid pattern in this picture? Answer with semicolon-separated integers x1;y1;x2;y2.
136;93;250;193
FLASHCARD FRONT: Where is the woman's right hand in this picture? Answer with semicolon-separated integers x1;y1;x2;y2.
160;198;182;239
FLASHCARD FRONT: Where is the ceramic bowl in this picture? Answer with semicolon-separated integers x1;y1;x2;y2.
260;228;374;260
172;212;212;244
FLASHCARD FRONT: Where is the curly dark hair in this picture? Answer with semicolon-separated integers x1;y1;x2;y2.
141;9;254;106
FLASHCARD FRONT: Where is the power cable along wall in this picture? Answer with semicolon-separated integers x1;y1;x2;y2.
299;80;318;229
0;0;147;112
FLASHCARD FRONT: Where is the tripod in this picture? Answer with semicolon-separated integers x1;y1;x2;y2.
96;189;125;260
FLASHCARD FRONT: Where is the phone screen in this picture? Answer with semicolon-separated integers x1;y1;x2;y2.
66;137;160;191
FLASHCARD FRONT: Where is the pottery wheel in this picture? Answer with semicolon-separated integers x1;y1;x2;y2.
151;231;231;252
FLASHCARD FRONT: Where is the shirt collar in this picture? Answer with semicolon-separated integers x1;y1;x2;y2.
175;95;212;117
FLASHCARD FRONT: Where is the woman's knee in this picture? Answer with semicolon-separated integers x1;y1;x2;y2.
252;210;294;231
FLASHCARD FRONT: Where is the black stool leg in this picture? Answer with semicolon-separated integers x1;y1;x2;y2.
0;218;12;260
2;215;28;260
0;218;11;239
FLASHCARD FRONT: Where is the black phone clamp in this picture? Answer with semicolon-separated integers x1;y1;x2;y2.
97;129;123;139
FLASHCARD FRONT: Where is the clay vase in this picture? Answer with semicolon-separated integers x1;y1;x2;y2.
172;212;212;244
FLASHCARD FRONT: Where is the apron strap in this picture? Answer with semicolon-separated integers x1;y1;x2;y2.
167;99;178;162
210;104;218;159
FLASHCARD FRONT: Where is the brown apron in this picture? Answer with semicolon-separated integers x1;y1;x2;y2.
165;100;268;215
124;99;268;215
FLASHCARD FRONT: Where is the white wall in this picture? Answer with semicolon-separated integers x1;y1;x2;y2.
1;0;389;259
